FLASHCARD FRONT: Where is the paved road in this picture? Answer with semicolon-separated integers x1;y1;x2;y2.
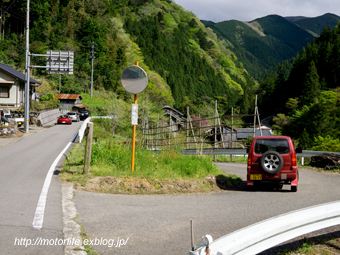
0;123;81;254
73;163;340;255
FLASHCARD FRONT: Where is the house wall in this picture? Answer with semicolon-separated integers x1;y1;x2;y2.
0;83;21;106
0;71;24;107
59;99;77;110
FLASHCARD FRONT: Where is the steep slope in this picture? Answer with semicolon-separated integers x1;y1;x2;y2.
0;0;257;115
257;25;340;149
203;13;340;79
293;13;340;36
253;15;314;52
204;15;315;78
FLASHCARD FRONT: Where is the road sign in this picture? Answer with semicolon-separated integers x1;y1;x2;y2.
46;50;74;74
121;65;148;94
131;104;138;125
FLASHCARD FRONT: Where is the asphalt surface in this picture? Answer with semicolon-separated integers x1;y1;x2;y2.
0;123;82;255
2;125;340;255
73;162;340;255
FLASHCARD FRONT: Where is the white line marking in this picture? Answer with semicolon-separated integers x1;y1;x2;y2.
32;130;78;230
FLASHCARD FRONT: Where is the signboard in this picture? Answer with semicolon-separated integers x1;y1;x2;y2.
121;65;148;94
46;50;74;74
131;104;138;125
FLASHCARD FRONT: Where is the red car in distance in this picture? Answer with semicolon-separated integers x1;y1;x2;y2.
57;115;72;125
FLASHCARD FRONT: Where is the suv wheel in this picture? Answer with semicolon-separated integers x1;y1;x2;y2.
260;151;283;175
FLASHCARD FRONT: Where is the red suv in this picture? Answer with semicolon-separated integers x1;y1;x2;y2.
247;136;301;192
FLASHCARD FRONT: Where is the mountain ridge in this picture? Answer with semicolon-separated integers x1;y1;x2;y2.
202;13;340;78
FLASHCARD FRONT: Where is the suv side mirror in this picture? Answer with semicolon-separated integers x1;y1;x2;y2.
295;147;302;154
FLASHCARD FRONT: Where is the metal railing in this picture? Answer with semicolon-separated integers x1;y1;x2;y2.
180;148;340;158
190;201;340;255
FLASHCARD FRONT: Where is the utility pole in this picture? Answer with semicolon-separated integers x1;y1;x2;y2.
90;41;95;99
24;0;30;133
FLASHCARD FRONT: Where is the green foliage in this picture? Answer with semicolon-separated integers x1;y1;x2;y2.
272;90;340;149
1;0;255;116
311;135;340;152
294;13;340;36
89;138;223;179
203;15;315;78
31;93;60;110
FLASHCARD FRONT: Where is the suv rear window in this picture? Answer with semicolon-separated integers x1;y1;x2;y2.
254;139;290;154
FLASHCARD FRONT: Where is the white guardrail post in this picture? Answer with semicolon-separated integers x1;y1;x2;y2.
78;117;92;143
190;201;340;255
77;116;112;143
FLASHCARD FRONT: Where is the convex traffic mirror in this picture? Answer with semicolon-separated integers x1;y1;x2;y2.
121;65;148;94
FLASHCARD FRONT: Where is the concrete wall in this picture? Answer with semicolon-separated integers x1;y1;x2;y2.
39;108;60;127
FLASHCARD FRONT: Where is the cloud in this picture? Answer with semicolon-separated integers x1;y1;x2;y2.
174;0;340;22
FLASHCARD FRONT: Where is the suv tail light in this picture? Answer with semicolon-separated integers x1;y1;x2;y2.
248;155;252;166
292;153;297;166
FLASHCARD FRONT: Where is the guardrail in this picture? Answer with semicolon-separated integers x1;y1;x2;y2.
190;200;340;255
180;148;340;158
77;116;112;143
78;117;92;143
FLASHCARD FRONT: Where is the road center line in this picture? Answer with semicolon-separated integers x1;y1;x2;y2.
32;131;78;230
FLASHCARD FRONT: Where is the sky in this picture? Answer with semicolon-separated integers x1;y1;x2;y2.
174;0;340;22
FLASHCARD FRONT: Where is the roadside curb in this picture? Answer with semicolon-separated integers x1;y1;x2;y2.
62;184;87;255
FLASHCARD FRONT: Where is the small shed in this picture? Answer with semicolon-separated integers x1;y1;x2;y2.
56;94;83;110
163;105;186;131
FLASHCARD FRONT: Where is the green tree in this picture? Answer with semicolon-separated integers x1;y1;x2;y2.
300;60;320;106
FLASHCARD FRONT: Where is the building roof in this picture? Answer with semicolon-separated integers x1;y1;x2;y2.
0;63;41;86
236;128;272;139
56;94;82;100
73;104;88;109
162;104;184;116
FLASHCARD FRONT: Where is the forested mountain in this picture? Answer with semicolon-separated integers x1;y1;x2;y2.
0;0;258;116
203;13;340;79
293;13;340;36
257;25;340;150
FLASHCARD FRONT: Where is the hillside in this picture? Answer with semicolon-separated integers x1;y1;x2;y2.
257;24;340;150
293;13;340;36
0;0;258;116
204;13;340;78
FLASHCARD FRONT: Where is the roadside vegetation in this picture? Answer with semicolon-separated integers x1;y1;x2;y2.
60;117;242;194
276;234;340;255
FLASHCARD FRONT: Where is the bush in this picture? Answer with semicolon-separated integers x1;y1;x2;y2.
311;135;340;152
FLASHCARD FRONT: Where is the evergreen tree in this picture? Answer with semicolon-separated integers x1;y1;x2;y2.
300;60;320;106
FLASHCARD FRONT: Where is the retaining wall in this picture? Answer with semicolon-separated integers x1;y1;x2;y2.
39;109;60;127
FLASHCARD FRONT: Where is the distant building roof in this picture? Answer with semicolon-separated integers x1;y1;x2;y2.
236;128;272;139
0;63;41;86
162;104;184;116
56;94;82;100
73;104;88;109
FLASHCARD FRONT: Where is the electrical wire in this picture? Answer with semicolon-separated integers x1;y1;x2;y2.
0;0;18;20
6;10;26;22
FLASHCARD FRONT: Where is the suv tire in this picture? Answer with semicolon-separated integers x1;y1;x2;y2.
260;151;283;175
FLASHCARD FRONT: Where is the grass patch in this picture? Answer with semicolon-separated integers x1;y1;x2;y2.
77;222;100;255
60;141;242;194
213;155;248;163
278;233;340;255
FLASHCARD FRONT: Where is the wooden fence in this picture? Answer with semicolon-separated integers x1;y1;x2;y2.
142;101;263;151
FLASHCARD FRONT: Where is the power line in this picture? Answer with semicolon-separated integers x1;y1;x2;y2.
0;0;18;20
6;10;26;22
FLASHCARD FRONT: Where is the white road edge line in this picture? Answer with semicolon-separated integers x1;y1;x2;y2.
32;130;78;230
